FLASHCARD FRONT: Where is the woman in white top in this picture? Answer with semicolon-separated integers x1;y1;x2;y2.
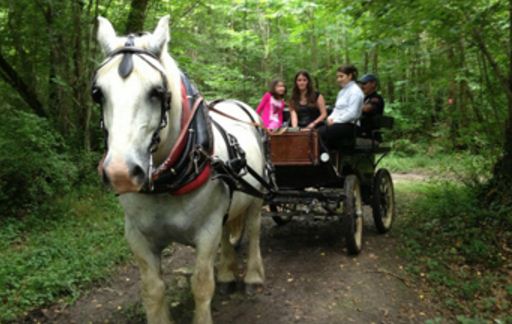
318;64;364;149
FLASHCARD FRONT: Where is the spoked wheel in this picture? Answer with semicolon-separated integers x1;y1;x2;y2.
342;175;363;255
372;169;395;233
270;204;293;226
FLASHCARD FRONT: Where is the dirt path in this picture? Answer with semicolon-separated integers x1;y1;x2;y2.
25;174;441;324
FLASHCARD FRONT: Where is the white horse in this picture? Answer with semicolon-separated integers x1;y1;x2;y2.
93;16;266;324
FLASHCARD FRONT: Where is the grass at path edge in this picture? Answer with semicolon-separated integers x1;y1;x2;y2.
0;186;128;321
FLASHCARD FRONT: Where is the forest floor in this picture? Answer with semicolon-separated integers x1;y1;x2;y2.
23;173;447;324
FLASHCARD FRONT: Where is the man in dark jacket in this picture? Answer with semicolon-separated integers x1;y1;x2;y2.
359;74;385;139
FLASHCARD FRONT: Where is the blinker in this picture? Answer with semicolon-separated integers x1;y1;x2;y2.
91;86;103;104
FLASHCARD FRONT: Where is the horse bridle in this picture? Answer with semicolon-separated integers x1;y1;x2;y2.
91;36;172;155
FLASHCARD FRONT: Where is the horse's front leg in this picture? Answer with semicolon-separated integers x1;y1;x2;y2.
191;221;223;324
125;225;172;324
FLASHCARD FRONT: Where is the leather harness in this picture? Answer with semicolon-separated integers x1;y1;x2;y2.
92;39;276;199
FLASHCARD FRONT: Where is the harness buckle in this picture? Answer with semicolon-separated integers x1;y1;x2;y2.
191;146;207;175
193;154;200;174
227;134;238;147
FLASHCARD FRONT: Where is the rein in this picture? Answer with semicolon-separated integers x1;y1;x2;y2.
208;102;267;132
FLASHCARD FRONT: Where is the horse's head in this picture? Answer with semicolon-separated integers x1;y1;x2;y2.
93;16;182;194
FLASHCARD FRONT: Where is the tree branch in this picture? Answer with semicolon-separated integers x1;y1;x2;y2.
0;52;47;118
170;1;203;28
124;0;150;34
471;26;512;102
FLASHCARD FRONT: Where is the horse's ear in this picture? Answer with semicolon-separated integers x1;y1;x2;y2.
97;16;118;55
150;15;170;56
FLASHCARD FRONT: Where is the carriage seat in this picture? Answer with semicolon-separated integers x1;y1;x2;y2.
359;115;394;139
354;115;394;151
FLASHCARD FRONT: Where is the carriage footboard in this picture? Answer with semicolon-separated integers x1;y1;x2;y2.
266;189;344;214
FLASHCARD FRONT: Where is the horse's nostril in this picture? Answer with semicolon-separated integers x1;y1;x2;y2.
102;168;111;185
130;164;146;181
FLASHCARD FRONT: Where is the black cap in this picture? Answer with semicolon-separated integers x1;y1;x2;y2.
359;74;378;84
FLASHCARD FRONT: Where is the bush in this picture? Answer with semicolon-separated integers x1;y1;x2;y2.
397;180;512;320
401;181;506;267
0;108;78;217
390;138;423;156
0;187;127;321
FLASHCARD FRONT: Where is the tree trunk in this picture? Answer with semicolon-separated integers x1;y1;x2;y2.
479;50;501;122
72;1;90;150
343;27;350;63
125;0;150;34
7;4;36;93
40;2;70;135
372;46;379;74
387;80;395;103
309;8;318;75
363;52;369;74
494;0;512;193
484;0;512;204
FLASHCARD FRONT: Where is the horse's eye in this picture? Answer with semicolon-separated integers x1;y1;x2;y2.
91;86;104;105
149;86;165;101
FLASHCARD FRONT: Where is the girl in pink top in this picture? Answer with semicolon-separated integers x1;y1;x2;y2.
256;80;287;131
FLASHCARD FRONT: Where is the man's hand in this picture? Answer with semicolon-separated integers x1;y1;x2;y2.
327;118;334;126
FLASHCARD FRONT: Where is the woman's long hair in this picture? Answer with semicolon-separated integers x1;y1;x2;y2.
290;70;317;109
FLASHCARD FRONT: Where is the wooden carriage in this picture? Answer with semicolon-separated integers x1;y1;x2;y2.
266;116;396;255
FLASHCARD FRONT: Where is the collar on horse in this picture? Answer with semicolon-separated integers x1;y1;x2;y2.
92;36;214;195
146;73;214;194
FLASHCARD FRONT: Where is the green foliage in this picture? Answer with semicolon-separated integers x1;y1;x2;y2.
395;180;512;321
0;107;78;217
400;181;508;265
389;139;424;156
1;0;510;154
0;1;511;321
0;186;128;321
381;147;497;182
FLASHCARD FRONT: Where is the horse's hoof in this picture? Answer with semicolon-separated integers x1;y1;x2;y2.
244;283;264;296
217;281;237;295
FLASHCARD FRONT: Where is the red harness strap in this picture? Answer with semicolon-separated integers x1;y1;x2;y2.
170;94;212;195
172;163;212;195
151;82;196;179
151;81;212;195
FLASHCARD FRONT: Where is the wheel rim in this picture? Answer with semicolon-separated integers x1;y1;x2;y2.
354;182;363;249
379;173;394;228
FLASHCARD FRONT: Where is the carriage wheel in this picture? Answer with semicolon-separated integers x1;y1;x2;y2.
342;175;363;255
372;169;396;233
270;204;293;226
